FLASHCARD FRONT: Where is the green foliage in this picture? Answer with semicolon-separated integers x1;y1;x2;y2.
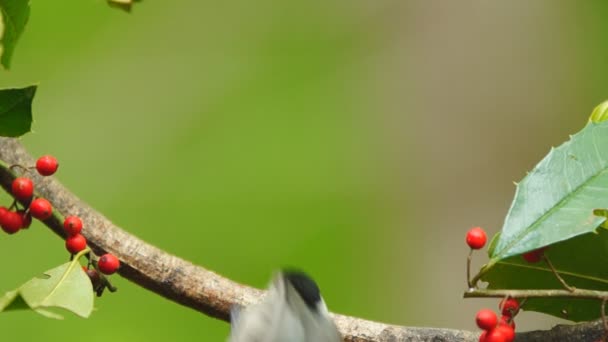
0;0;30;69
489;120;608;263
589;100;608;123
0;85;35;137
0;261;94;319
483;230;608;322
482;116;608;321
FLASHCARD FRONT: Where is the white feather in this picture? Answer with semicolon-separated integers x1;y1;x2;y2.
228;272;341;342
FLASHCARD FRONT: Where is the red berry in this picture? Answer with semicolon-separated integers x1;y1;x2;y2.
17;210;32;229
1;211;23;234
65;234;87;254
63;216;83;235
479;331;487;342
499;298;520;317
522;247;546;263
36;155;59;176
476;309;498;331
11;177;34;200
466;227;487;250
484;328;508;342
0;206;8;224
499;315;515;330
30;198;52;220
490;325;515;342
97;253;120;275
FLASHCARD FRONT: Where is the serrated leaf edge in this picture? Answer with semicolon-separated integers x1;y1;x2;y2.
491;122;608;262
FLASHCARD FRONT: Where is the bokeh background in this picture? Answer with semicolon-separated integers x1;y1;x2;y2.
1;0;608;340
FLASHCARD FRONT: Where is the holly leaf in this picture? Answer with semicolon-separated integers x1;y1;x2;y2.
0;261;94;319
0;85;36;137
488;120;608;265
482;229;608;322
0;0;30;69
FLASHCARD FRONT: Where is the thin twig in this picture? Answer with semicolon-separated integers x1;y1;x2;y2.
467;249;473;288
464;288;608;300
543;254;576;292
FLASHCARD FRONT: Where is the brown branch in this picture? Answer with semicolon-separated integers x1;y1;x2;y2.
0;137;604;341
465;288;608;300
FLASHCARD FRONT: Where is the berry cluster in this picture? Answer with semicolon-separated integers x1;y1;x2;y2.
2;155;120;294
475;298;519;342
1;155;58;234
465;227;519;341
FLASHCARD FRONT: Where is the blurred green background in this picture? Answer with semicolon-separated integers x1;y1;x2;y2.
1;0;608;340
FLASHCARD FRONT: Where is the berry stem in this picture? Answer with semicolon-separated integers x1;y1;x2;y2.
73;247;91;262
86;252;93;268
8;163;30;174
105;278;118;292
469;260;496;288
467;249;474;289
43;247;91;301
518;297;528;310
8;198;16;211
543;254;576;292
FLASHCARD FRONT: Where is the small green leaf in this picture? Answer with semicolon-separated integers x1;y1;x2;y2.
0;290;28;311
489;120;608;264
0;85;36;137
482;229;608;322
0;0;30;69
0;261;94;319
486;232;501;257
33;308;65;320
21;262;94;318
589;100;608;124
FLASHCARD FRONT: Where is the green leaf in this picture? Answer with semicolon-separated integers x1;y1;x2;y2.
589;100;608;124
486;232;501;257
489;120;608;264
0;0;30;69
0;85;36;137
0;261;94;319
482;230;608;322
0;290;28;311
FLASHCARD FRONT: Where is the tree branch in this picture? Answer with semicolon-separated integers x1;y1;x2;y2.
0;137;603;341
465;288;608;300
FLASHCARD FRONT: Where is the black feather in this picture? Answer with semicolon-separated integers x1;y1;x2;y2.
282;270;321;311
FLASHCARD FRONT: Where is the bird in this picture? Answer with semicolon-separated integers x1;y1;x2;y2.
228;270;342;342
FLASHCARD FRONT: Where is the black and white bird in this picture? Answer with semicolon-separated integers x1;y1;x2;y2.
228;270;341;342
